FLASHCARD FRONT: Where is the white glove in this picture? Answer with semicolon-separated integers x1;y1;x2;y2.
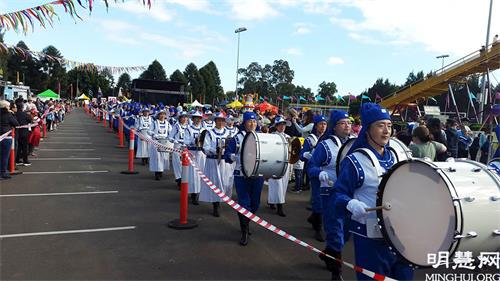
319;171;329;182
230;154;237;161
303;151;312;160
346;199;368;219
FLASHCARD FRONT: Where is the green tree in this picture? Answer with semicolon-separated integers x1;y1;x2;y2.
205;61;224;99
170;69;187;84
0;32;7;79
199;65;216;103
6;41;45;93
317;81;337;101
361;78;400;101
41;45;67;97
116;73;131;94
403;71;424;87
184;63;205;102
139;60;167;81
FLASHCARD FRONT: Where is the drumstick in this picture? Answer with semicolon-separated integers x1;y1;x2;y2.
365;203;391;212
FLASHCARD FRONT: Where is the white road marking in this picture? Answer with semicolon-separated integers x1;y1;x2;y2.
23;170;109;174
0;191;118;197
37;148;95;151
30;158;101;161
40;142;93;144
0;226;136;239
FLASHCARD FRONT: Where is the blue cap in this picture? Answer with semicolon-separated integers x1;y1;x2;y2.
273;115;288;126
360;103;391;127
313;115;327;124
329;110;349;127
212;112;226;120
243;112;257;123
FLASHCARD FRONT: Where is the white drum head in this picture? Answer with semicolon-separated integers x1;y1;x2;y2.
388;138;412;161
377;159;457;267
241;132;258;177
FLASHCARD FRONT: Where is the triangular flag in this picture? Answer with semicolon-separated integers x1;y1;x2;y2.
468;92;476;100
361;94;371;101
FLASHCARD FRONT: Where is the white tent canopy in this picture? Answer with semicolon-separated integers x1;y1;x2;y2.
191;100;203;107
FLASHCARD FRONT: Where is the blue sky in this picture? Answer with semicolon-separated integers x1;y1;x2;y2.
2;0;499;96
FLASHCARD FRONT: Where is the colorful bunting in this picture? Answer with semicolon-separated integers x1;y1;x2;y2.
361;94;371;101
299;96;306;102
496;92;500;100
0;42;147;75
0;0;151;34
468;92;476;100
315;96;325;101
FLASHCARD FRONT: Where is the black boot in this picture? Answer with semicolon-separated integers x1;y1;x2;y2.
238;213;249;246
142;158;147;165
319;247;343;279
155;172;161;181
176;178;181;190
276;204;286;217
191;193;199;205
212;202;220;217
313;213;325;242
269;204;276;210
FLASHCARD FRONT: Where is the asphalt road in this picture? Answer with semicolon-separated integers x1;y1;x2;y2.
0;109;495;280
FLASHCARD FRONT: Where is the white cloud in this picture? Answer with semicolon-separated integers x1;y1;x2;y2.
331;0;500;55
302;0;341;15
94;19;142;46
294;22;314;35
164;0;211;11
140;32;221;60
284;47;303;56
113;1;175;22
227;0;279;21
327;56;344;65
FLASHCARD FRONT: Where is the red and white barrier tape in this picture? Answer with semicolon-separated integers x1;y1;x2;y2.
96;108;395;281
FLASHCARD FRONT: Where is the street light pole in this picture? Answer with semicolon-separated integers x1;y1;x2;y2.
436;54;449;74
234;27;247;101
478;0;494;124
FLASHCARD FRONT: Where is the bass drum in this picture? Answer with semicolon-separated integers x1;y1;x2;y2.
241;132;289;178
377;158;500;267
335;137;411;174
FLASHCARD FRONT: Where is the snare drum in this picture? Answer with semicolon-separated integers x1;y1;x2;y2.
241;132;289;178
377;158;500;267
157;139;173;152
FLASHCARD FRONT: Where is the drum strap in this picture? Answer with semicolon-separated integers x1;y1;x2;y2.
329;135;341;147
354;148;385;178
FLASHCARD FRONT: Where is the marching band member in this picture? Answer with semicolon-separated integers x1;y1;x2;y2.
267;116;291;217
328;103;413;281
169;111;189;188
149;110;172;180
136;108;153;165
184;111;205;205
199;112;231;217
308;110;352;274
202;110;215;130
224;111;264;246
300;114;328;240
225;116;239;137
222;115;239;198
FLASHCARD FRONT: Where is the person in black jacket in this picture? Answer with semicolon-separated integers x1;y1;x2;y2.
0;100;20;179
14;100;32;166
